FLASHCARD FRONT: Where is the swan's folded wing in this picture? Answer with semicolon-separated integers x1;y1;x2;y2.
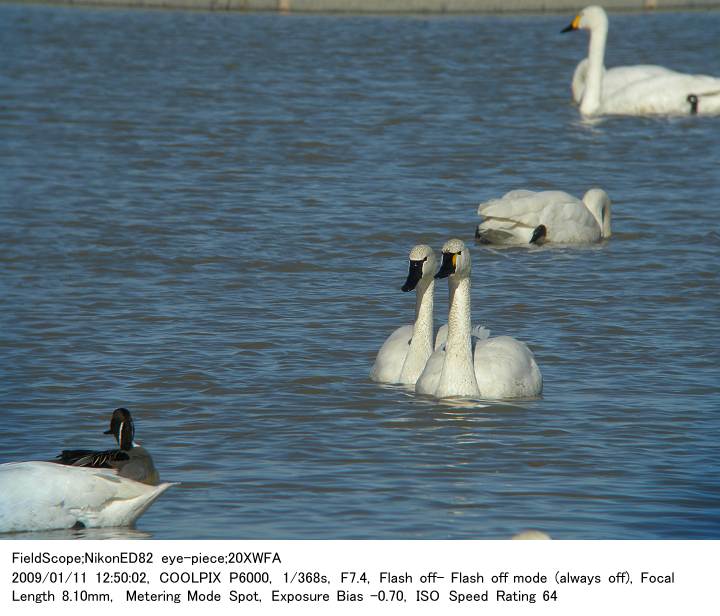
500;189;537;201
478;190;577;225
572;58;589;103
576;63;678;104
477;190;535;216
474;336;542;399
603;64;675;98
414;348;444;396
370;324;413;383
604;72;720;115
477;192;583;246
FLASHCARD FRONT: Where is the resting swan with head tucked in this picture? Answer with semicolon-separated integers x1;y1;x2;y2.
370;245;440;386
0;408;174;533
563;5;720;117
415;239;542;400
475;188;611;246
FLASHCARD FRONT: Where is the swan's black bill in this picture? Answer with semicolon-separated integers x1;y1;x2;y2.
435;252;456;279
562;14;580;32
402;260;424;292
530;225;547;245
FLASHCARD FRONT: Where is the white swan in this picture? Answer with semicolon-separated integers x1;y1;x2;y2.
0;408;175;533
475;188;611;245
563;5;720;116
370;244;438;385
415;239;542;400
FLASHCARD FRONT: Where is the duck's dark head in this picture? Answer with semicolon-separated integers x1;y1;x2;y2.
104;407;135;451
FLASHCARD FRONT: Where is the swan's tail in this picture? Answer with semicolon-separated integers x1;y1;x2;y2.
471;325;491;341
687;89;720;114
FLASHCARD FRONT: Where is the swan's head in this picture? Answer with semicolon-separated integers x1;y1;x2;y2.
583;188;612;239
435;238;471;281
562;5;608;33
401;244;437;292
104;407;135;451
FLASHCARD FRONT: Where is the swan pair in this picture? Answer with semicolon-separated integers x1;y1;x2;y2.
0;408;174;533
475;188;611;246
565;5;720;117
371;240;542;400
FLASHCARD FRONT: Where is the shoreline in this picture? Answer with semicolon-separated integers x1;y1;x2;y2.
11;1;720;14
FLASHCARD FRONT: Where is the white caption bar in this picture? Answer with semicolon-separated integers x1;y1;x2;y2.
0;540;715;615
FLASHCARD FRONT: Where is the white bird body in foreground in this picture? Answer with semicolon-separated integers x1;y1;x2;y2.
0;462;173;533
476;188;611;245
415;239;542;400
564;5;720;117
0;408;174;534
370;245;439;386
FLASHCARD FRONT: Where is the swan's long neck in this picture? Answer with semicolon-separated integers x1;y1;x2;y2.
399;278;434;383
448;276;456;308
580;18;608;116
436;277;480;398
602;206;612;238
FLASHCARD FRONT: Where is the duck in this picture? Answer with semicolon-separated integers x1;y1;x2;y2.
563;5;720;117
0;408;174;533
370;245;439;386
415;239;542;400
53;407;160;484
475;188;611;245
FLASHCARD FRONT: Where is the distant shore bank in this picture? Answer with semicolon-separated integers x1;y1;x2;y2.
17;1;720;14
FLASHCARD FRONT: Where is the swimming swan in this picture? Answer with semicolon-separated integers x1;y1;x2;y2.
415;239;542;399
0;408;174;533
370;245;439;385
476;188;611;245
563;5;720;116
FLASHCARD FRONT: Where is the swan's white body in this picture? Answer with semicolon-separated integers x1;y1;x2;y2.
370;324;416;384
476;188;611;245
571;58;672;106
415;239;542;400
566;5;720;117
370;245;438;385
0;461;174;533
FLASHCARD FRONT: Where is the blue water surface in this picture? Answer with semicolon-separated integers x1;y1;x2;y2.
1;3;719;539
